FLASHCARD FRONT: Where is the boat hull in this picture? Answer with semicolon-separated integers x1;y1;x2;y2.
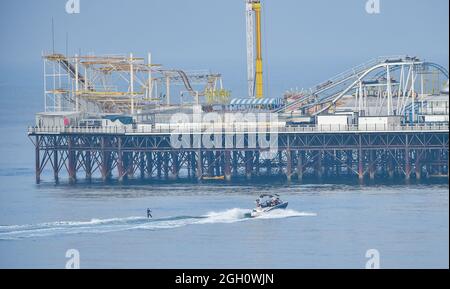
251;202;288;217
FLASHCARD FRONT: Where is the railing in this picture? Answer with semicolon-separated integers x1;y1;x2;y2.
28;123;449;135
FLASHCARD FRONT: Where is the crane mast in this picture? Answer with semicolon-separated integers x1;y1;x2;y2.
246;0;264;99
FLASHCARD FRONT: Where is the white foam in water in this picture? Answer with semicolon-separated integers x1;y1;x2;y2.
200;208;251;224
0;208;315;240
254;209;317;219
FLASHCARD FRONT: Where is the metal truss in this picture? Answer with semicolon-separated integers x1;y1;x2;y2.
31;131;448;184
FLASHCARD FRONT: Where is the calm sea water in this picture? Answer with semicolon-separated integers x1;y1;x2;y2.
0;85;448;269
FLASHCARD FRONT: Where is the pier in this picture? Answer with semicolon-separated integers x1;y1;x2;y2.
28;45;449;185
29;124;449;184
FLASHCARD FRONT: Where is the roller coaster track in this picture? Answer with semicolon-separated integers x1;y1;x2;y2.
59;58;94;91
372;62;449;80
275;56;448;115
176;70;195;94
160;69;221;97
275;56;405;113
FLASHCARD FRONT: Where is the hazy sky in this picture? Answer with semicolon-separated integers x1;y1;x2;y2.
0;0;448;96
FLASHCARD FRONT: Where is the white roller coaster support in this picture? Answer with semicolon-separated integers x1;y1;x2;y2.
130;53;135;115
411;68;416;121
396;65;404;113
314;61;420;116
148;53;153;100
400;66;412;115
358;81;363;113
75;54;79;112
386;65;392;115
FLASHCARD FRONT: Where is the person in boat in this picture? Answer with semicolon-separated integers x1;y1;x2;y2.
147;208;152;219
271;196;281;206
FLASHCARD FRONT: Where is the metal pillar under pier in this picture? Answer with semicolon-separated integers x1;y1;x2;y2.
358;148;364;182
101;137;111;182
224;151;232;181
68;136;76;184
35;136;41;184
196;151;203;181
297;150;303;182
405;148;411;181
53;146;59;183
286;150;292;182
171;152;179;180
369;150;376;181
146;152;153;178
316;151;323;180
245;151;253;180
85;151;92;181
415;150;422;180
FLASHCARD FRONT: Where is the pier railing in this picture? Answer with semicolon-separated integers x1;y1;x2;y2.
28;123;449;135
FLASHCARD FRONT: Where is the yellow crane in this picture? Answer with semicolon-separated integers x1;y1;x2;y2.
246;0;264;99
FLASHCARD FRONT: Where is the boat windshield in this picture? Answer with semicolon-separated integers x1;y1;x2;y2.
256;195;282;208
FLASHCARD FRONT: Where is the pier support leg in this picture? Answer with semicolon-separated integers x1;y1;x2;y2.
206;151;214;177
277;151;283;175
191;152;197;179
405;148;411;182
225;151;232;182
245;151;253;180
232;151;238;177
196;151;203;181
387;150;395;180
171;152;179;180
335;150;341;177
323;152;330;178
156;152;162;179
286;150;292;182
68;137;76;184
346;150;353;177
415;150;422;180
163;152;169;179
255;151;260;176
53;148;59;184
101;137;111;182
215;151;221;177
187;153;191;178
358;149;364;182
35;136;41;184
117;140;125;183
297;151;303;182
126;152;134;180
316;151;323;180
140;153;145;179
146;152;153;179
85;151;92;182
369;150;376;181
266;159;272;176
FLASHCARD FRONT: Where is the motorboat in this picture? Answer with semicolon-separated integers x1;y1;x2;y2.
250;194;288;217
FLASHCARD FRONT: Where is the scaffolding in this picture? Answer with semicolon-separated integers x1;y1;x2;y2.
43;52;230;115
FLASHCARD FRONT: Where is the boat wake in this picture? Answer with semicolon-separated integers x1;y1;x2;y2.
0;208;316;240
